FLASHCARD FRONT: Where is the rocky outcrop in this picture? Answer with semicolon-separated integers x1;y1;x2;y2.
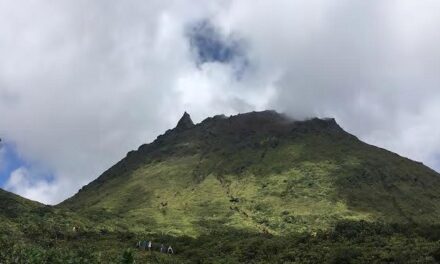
175;112;194;130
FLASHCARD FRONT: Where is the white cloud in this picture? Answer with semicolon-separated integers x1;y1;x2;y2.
215;0;440;166
0;1;440;204
5;167;58;204
0;0;263;204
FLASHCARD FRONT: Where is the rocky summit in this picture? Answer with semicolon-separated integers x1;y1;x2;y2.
175;111;195;130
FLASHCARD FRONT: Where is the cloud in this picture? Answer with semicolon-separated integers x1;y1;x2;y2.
215;0;440;166
187;20;247;68
0;0;259;204
5;167;58;204
0;1;440;203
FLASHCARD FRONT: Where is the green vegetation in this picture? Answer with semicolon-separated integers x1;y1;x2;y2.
2;110;440;263
2;220;440;263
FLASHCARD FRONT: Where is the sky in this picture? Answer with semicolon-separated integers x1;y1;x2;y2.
1;0;440;204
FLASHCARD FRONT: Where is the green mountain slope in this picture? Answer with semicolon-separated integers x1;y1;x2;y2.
0;188;85;239
0;188;43;217
60;110;440;238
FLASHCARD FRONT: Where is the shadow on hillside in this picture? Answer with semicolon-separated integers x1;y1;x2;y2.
219;128;440;225
112;221;440;263
2;213;440;263
331;141;440;225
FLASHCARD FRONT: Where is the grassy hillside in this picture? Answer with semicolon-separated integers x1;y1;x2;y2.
60;111;440;237
0;188;138;263
0;188;43;217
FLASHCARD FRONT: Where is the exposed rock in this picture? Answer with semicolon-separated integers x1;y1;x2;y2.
175;112;194;130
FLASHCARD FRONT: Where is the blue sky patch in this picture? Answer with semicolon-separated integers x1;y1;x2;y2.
0;141;54;189
186;19;249;79
0;142;27;186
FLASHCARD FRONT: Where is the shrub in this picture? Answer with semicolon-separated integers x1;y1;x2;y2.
121;249;135;264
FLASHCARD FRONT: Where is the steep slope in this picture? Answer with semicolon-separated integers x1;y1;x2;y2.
60;110;440;237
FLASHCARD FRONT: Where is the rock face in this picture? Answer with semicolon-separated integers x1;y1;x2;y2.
175;112;194;130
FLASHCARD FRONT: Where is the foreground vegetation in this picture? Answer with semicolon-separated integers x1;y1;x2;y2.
1;220;440;263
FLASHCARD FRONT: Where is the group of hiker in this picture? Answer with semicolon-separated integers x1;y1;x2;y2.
136;240;174;254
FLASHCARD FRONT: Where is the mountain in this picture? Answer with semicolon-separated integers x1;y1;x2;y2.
60;110;440;238
3;110;440;263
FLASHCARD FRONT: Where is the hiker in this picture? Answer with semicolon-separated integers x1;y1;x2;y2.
167;245;174;254
141;240;147;250
160;244;165;253
148;241;152;251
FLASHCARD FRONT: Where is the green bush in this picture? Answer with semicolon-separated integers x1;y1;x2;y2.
121;249;135;264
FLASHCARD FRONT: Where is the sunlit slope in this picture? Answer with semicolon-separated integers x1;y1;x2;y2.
60;111;440;236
